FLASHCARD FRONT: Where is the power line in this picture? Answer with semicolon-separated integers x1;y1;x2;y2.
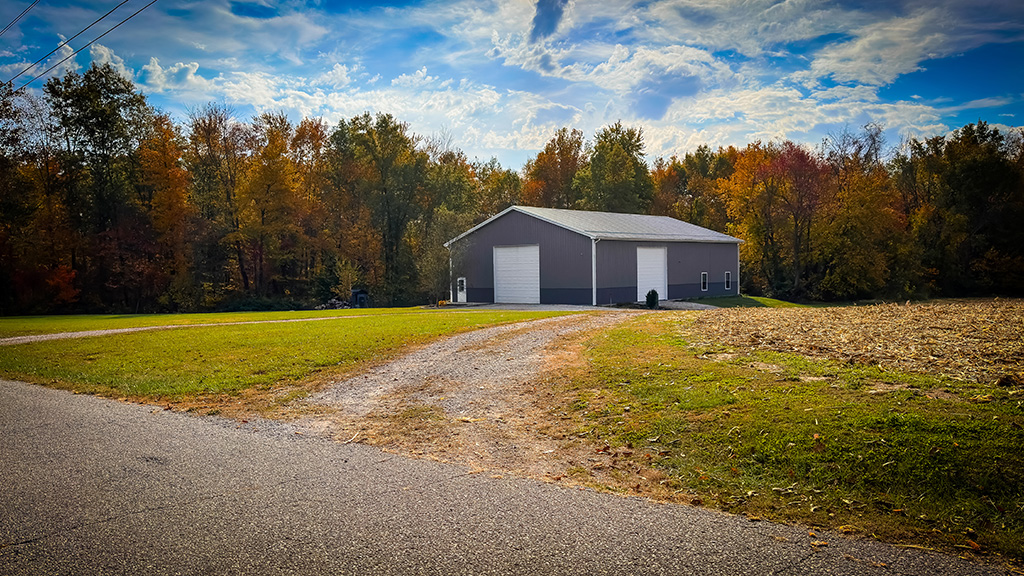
7;0;135;84
14;0;160;92
0;0;40;39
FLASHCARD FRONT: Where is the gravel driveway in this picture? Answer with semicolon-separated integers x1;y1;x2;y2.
303;311;642;480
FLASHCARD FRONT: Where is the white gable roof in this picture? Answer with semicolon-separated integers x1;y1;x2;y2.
446;206;741;246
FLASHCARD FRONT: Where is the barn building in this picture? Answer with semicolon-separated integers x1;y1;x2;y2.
445;206;742;305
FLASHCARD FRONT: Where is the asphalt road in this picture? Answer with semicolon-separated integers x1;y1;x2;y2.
0;379;1010;575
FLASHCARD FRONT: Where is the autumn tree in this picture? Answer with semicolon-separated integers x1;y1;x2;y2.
650;156;684;216
291;117;331;283
522;127;585;208
813;126;902;299
475;157;521;217
891;122;1024;295
409;206;474;304
775;141;826;297
234;112;301;297
139;114;194;308
721;141;788;295
721;141;829;298
575;121;653;213
422;135;476;217
0;82;48;312
185;103;251;302
44;63;155;310
348;112;428;304
313;118;382;302
651;145;733;231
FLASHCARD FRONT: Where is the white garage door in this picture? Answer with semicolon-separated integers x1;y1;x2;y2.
636;246;667;301
494;245;540;304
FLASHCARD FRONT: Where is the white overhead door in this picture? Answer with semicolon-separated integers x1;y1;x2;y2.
494;245;540;304
636;246;667;301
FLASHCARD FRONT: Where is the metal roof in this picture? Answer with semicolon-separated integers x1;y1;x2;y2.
446;206;742;245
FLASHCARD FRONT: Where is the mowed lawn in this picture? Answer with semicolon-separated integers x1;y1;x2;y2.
0;308;569;398
0;307;437;339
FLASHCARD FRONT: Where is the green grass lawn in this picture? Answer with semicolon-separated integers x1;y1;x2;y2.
0;309;569;399
0;307;448;339
686;295;807;308
563;313;1024;561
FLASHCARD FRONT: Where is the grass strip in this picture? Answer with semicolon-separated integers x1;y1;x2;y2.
0;310;568;399
563;313;1024;561
685;295;807;308
0;307;446;339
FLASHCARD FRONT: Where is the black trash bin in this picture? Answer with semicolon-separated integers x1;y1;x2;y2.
350;288;369;308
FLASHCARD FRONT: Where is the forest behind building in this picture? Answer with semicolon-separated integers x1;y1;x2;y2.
1;64;1022;314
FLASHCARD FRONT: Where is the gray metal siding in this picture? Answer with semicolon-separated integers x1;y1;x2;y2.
596;240;739;303
667;242;740;299
451;210;591;303
594;241;637;305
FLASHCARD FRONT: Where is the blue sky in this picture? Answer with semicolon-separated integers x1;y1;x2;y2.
2;0;1022;169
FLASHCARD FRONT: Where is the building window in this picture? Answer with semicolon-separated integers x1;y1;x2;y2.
725;271;731;291
701;272;708;292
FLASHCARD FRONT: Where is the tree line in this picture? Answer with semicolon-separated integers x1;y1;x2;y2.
1;63;1021;314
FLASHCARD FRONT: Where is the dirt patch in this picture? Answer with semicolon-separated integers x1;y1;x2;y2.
866;381;917;395
298;312;648;482
692;299;1024;384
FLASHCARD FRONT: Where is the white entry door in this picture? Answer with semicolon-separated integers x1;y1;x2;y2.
494;245;540;304
456;277;467;303
636;246;667;301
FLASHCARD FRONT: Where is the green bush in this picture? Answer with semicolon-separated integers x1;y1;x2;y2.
646;289;659;309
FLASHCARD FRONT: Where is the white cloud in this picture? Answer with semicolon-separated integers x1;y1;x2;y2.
139;58;213;94
806;9;951;86
938;97;1015;113
220;71;284;110
313;63;356;89
391;67;442;88
89;44;135;81
51;38;80;79
642;0;863;57
811;85;881;104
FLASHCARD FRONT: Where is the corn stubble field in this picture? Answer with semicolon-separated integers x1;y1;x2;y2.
561;299;1023;565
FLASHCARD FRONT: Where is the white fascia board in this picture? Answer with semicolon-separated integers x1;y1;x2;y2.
590;233;742;243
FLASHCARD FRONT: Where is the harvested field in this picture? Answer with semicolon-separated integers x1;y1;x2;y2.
692;299;1024;384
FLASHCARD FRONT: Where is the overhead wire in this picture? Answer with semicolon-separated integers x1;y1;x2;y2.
0;0;40;39
7;0;135;84
13;0;160;91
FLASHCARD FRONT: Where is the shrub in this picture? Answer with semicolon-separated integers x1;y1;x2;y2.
646;289;659;309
